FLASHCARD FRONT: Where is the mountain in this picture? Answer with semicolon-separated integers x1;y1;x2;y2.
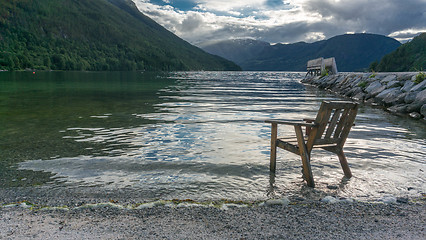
375;33;426;72
0;0;240;71
201;33;401;72
199;39;270;66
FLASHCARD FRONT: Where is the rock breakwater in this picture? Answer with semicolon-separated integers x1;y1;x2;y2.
302;72;426;120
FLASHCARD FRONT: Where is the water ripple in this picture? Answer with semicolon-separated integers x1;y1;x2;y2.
17;71;426;201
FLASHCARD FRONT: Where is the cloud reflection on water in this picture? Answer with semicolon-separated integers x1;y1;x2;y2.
19;72;425;201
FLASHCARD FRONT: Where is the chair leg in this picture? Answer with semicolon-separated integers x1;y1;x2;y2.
337;150;352;178
294;126;315;187
300;154;314;187
270;123;277;173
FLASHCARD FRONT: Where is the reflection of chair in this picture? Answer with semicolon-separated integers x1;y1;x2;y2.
265;101;359;187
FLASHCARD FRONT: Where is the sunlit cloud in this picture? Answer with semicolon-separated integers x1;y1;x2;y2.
132;0;426;45
389;28;426;42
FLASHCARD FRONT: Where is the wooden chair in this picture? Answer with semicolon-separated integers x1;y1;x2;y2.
265;101;359;187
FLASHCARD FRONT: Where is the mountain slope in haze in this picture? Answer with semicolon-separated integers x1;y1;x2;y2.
199;39;270;66
201;33;401;71
0;0;240;71
375;33;426;72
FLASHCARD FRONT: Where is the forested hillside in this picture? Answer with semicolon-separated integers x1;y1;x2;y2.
0;0;240;71
374;33;426;72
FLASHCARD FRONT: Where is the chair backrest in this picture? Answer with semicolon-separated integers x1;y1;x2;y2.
311;101;358;147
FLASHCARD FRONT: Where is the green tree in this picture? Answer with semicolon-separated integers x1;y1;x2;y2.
51;54;65;70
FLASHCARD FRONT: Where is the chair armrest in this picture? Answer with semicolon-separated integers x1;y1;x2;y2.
265;119;318;127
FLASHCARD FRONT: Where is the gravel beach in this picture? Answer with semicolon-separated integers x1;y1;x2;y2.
1;198;425;239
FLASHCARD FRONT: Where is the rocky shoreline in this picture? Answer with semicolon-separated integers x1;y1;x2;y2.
302;72;426;121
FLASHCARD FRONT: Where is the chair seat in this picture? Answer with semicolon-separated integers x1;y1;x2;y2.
266;101;359;187
276;138;341;155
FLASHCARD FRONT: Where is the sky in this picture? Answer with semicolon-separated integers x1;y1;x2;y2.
132;0;426;45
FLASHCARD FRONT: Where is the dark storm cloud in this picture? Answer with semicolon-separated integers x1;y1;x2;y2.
304;0;426;36
134;0;426;44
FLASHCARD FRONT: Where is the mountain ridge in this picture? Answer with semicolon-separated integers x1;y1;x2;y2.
201;33;401;72
0;0;240;71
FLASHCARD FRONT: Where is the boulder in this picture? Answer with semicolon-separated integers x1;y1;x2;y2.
338;75;353;88
350;77;362;88
383;90;405;106
404;91;419;104
387;104;408;114
410;80;426;92
397;73;414;82
380;75;397;84
386;80;402;89
369;85;387;98
365;81;382;94
401;80;415;92
414;88;426;104
353;92;366;101
333;75;347;85
365;81;388;99
326;75;340;86
406;101;423;113
421;104;426;117
346;87;363;97
375;87;400;103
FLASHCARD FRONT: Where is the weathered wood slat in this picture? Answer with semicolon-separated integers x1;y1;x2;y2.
276;139;299;155
334;108;350;138
294;125;314;187
314;138;340;145
265;120;317;127
337;106;359;148
266;101;358;188
270;123;277;173
325;109;341;138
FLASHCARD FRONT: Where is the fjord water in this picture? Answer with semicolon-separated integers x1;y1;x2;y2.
1;71;424;201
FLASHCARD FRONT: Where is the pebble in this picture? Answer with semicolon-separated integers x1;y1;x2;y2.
380;196;397;204
321;196;339;204
260;198;291;207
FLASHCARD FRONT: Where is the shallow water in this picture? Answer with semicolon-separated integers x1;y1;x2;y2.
1;71;424;201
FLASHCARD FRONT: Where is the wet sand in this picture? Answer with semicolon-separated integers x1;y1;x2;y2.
1;200;425;239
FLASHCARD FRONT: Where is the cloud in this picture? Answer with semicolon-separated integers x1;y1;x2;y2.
179;12;204;32
132;0;426;44
304;0;426;35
